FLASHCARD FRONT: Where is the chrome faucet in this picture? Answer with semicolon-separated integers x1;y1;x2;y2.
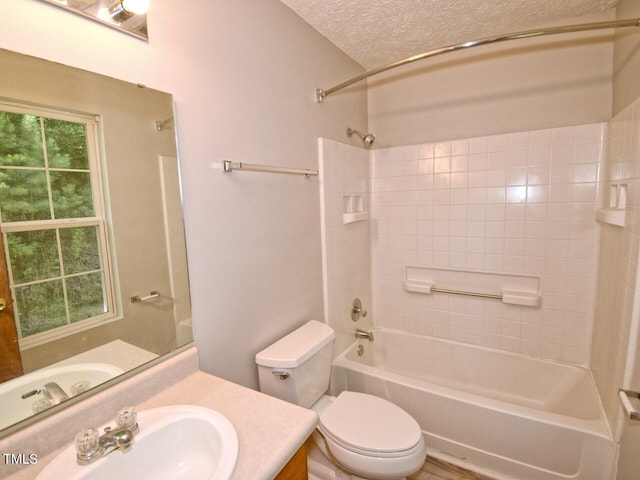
354;328;374;341
75;407;138;465
41;382;70;405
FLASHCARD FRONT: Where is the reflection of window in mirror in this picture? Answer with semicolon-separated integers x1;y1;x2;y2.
0;102;116;350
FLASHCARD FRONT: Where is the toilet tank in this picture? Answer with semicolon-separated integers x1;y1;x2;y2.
255;320;335;408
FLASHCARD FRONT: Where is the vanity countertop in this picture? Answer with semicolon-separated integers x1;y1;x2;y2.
1;347;318;480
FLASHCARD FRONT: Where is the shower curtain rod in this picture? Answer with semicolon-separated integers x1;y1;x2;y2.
316;17;640;103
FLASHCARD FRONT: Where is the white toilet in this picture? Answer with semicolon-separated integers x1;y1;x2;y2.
255;320;426;480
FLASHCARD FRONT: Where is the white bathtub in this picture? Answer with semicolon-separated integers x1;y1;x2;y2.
331;328;617;480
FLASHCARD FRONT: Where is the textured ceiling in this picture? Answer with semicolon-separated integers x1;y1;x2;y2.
280;0;619;68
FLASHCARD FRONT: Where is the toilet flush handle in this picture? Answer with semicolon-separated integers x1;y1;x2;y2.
272;370;290;379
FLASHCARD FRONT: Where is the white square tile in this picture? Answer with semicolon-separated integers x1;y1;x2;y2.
435;142;451;158
418;143;435;159
488;134;508;152
435;157;451;173
468;153;488;171
469;136;489;154
487;151;507;169
552;126;575;145
575;123;603;143
528;146;552;166
507;149;528;168
529;129;552;148
451;139;469;156
365;121;604;365
551;144;574;165
527;185;549;203
507;167;527;186
508;131;529;150
506;186;527;203
487;187;507;203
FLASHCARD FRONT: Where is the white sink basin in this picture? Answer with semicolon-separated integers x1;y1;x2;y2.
37;405;239;480
0;363;123;429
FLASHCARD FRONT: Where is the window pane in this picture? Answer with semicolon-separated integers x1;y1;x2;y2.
0;169;52;222
50;171;94;218
44;118;89;170
6;230;60;284
15;281;67;337
60;226;101;274
67;272;107;322
0;111;45;167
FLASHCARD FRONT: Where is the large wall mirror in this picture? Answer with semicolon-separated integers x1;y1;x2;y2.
0;48;192;435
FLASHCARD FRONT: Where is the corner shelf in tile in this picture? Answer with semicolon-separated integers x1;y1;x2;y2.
596;208;625;227
343;211;368;224
596;183;627;227
343;194;367;224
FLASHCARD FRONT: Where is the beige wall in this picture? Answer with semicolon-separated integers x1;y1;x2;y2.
367;11;615;147
612;0;640;116
0;0;368;388
0;48;179;369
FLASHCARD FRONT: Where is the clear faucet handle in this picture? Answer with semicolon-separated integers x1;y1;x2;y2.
70;380;92;396
32;397;53;413
116;406;137;430
75;428;100;456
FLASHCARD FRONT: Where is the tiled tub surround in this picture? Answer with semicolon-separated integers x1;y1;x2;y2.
0;348;317;480
319;138;373;355
371;124;605;365
592;96;640;444
332;328;616;480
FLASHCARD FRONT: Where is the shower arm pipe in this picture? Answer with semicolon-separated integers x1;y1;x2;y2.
316;17;640;102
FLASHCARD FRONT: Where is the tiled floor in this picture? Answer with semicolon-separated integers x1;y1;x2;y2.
409;457;496;480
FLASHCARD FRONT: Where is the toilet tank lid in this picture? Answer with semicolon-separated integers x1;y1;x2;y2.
255;320;335;368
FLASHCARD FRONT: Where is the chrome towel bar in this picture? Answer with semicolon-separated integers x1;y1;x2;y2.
223;160;318;177
130;290;160;304
619;388;640;421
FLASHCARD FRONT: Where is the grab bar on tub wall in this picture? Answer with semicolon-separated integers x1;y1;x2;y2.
403;281;541;307
430;286;502;300
403;266;542;307
619;388;640;421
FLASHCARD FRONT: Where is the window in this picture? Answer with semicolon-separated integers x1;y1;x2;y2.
0;102;115;347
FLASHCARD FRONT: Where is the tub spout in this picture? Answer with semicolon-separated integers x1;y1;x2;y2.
354;328;374;341
41;382;69;405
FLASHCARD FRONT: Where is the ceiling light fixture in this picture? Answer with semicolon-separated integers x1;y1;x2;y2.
39;0;150;40
109;0;151;22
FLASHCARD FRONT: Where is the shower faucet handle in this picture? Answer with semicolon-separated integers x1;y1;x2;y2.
351;298;368;322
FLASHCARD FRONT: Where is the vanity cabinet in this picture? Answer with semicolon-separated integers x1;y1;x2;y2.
275;443;308;480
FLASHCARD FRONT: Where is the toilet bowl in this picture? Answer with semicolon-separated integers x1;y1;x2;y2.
312;392;426;480
255;320;426;480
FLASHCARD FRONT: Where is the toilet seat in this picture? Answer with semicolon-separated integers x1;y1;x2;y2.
318;391;423;455
316;391;426;479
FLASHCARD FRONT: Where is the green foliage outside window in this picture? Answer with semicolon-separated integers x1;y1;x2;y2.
0;108;108;339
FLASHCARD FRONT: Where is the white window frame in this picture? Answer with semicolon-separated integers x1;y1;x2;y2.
0;100;117;349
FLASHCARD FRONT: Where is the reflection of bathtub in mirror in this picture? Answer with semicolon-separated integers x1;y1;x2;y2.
0;340;156;430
